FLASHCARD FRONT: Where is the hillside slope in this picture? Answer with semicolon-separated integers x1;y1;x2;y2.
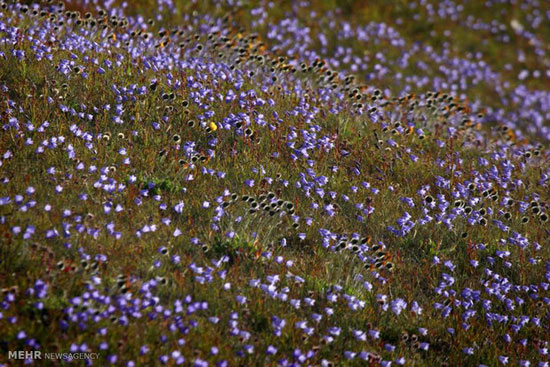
1;1;550;366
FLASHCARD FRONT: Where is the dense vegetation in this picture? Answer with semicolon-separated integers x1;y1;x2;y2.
1;0;550;366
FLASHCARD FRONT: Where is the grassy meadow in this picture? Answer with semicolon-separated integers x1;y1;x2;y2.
1;0;550;366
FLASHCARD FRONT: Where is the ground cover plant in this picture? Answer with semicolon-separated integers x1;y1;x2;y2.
1;0;550;366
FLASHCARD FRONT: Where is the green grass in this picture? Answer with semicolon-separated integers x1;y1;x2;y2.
1;1;550;366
